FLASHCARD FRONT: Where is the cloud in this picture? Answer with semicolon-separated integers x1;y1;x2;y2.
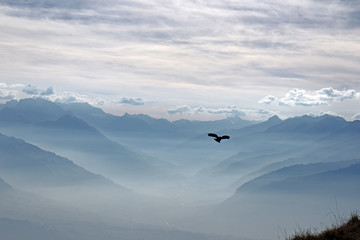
240;108;279;121
259;87;360;107
1;82;106;106
278;89;326;107
0;89;15;100
167;105;271;119
22;84;38;95
23;84;54;96
166;105;278;121
256;108;272;115
0;0;88;9
50;91;92;104
41;90;106;106
167;105;191;115
258;95;277;105
316;87;358;102
40;86;55;96
309;111;341;118
352;113;360;121
21;85;104;105
118;97;144;106
0;82;22;100
1;1;359;94
207;106;246;117
1;1;360;121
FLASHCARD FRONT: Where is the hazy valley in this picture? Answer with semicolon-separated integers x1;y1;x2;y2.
0;98;359;240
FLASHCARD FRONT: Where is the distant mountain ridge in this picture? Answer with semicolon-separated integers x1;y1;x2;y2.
0;98;256;136
0;97;359;240
213;114;360;217
261;162;360;196
0;98;174;181
0;98;258;181
234;159;360;195
0;133;122;189
0;98;68;124
213;114;360;172
266;114;349;137
1;98;359;190
57;101;255;137
42;114;97;130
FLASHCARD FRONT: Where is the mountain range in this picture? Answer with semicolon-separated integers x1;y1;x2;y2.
0;97;359;240
0;98;174;182
206;114;360;177
58;101;254;137
233;160;360;196
0;132;121;189
203;114;360;239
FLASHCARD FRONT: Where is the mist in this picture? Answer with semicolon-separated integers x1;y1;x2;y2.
0;99;359;240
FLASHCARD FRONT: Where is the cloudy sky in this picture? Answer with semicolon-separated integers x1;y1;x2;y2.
0;0;359;120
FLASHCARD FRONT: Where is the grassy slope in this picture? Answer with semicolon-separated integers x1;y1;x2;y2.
288;214;360;240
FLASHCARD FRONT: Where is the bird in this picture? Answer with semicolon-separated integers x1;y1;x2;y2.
208;133;230;143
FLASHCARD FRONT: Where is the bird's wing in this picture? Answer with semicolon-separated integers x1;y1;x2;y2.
208;133;218;138
221;135;230;139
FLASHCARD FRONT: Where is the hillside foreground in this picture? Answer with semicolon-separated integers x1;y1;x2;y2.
288;214;360;240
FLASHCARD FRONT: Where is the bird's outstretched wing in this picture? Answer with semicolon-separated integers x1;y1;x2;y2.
208;133;218;138
221;135;230;139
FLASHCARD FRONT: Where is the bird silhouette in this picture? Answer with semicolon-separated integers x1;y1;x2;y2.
208;133;230;143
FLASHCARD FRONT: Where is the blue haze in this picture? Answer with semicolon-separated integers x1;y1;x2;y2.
0;98;359;239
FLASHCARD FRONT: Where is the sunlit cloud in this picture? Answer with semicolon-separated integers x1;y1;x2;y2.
352;113;360;121
258;95;277;105
207;106;246;117
35;88;106;106
0;89;15;100
0;82;24;100
167;105;276;120
259;88;360;107
50;91;95;104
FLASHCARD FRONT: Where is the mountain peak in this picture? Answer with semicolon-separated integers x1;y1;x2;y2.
0;100;18;110
0;98;67;124
56;102;106;117
267;114;348;135
0;133;122;189
17;98;63;111
42;114;95;130
267;115;281;122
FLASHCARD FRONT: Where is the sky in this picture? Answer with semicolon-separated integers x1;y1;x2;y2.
0;0;360;121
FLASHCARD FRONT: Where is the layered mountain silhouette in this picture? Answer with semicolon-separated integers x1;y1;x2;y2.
0;133;121;189
1;98;359;240
211;115;360;237
172;117;255;136
0;99;172;180
208;114;360;177
259;162;360;196
233;160;360;196
0;98;67;124
58;102;154;133
58;102;255;138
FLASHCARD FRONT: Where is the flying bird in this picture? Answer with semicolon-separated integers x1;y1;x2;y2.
208;133;230;143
